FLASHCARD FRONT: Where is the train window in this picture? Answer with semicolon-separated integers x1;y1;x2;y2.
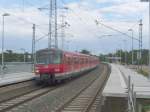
68;57;70;64
86;58;88;64
78;58;80;63
83;58;85;64
76;58;78;64
53;53;62;64
73;57;75;64
80;58;82;64
74;57;76;64
62;55;66;63
36;54;49;64
83;58;84;64
36;50;62;64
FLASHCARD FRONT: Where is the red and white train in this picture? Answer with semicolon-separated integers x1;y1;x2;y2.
35;48;99;84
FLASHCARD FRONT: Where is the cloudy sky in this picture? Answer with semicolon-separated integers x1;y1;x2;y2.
0;0;149;55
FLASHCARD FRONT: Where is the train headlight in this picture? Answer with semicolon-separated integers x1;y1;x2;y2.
36;70;39;73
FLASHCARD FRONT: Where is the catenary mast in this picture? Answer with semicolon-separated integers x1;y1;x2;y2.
48;0;58;49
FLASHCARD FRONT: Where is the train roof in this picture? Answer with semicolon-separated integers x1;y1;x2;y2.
37;48;98;58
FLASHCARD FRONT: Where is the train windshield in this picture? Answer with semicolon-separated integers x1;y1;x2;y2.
36;50;62;64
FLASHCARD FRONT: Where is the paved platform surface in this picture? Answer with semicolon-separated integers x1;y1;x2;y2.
103;64;150;99
0;72;35;86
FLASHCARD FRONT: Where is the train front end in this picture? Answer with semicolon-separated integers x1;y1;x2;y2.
35;49;63;84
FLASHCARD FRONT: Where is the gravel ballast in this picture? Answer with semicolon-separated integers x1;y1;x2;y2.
11;64;106;112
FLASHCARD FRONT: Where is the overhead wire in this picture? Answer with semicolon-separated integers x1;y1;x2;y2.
96;21;140;41
61;0;140;42
36;33;49;42
0;0;141;47
60;0;104;39
0;5;50;40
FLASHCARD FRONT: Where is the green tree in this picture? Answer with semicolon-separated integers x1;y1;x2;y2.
80;49;91;55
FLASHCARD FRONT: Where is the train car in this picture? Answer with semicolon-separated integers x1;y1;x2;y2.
35;48;99;84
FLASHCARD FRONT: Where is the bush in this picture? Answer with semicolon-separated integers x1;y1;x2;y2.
137;69;149;77
142;105;150;112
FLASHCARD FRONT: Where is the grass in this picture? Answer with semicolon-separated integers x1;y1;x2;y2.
142;105;150;112
137;69;149;77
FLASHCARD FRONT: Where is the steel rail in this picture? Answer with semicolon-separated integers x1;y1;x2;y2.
55;64;109;112
0;66;100;112
86;64;110;112
0;80;34;94
0;86;56;112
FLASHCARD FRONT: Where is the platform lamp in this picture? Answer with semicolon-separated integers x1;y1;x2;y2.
20;48;26;63
128;29;134;65
1;13;10;70
140;0;150;79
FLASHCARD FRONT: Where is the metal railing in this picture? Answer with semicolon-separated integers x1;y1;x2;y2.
0;62;33;75
127;76;136;112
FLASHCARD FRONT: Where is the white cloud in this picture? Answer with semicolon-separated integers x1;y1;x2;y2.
96;0;139;3
0;0;149;54
0;7;49;36
100;2;148;15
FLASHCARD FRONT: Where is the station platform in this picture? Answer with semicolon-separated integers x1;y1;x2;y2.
103;64;150;99
0;72;35;86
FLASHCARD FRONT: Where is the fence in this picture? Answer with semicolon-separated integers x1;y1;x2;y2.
127;76;136;112
0;62;33;75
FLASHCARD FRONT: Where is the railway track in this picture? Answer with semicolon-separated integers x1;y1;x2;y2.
0;80;34;94
0;64;109;112
55;64;110;112
0;71;93;112
0;80;55;112
0;86;57;112
0;80;43;103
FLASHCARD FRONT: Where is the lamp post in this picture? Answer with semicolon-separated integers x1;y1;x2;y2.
140;0;150;78
118;44;122;64
20;48;26;62
128;29;134;65
149;0;150;78
1;13;10;70
123;40;127;65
